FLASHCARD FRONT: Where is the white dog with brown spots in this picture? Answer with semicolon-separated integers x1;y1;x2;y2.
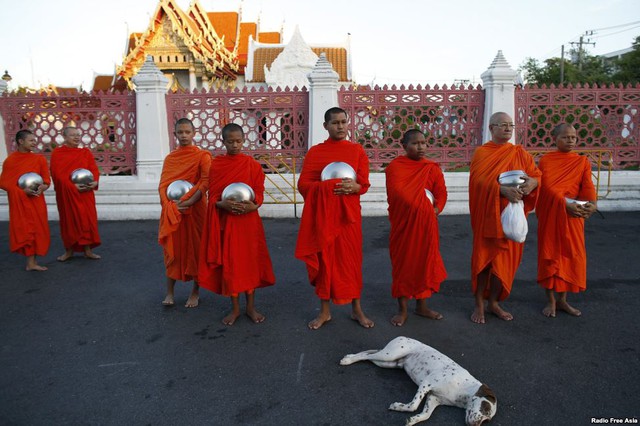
340;336;497;425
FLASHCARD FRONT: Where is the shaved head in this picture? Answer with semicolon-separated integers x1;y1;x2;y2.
489;112;512;126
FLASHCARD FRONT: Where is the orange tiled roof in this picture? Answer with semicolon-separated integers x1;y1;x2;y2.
92;75;114;92
252;47;348;82
258;32;281;44
207;12;238;51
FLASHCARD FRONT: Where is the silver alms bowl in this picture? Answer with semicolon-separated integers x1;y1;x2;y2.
222;182;255;202
166;180;193;201
498;170;527;187
18;172;43;190
425;189;434;204
320;162;356;181
71;168;94;185
565;197;588;206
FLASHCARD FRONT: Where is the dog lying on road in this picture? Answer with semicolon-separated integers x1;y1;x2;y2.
340;336;497;425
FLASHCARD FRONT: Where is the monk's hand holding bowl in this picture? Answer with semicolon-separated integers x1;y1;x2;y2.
238;200;258;214
566;202;587;218
335;177;360;196
519;175;538;195
576;202;596;219
500;185;522;203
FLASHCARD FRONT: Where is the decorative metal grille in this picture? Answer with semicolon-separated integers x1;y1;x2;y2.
515;83;640;170
166;86;309;171
0;91;137;175
339;84;485;171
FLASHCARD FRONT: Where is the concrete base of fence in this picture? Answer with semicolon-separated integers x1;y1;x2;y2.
1;171;639;221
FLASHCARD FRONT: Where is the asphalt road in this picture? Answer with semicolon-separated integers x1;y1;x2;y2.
1;212;639;426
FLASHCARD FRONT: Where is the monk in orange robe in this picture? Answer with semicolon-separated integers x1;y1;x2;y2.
158;118;211;308
50;127;101;261
537;123;597;318
0;130;51;271
295;107;374;330
385;129;448;326
469;112;541;324
198;123;275;325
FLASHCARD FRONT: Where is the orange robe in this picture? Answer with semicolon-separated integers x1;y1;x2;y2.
158;145;211;281
295;139;370;304
537;152;596;293
0;152;51;256
385;156;447;299
50;145;101;251
198;153;275;295
469;142;541;300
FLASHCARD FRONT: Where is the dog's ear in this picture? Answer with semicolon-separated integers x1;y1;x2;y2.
476;384;497;404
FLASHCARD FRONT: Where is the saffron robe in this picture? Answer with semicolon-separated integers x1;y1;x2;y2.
537;151;596;293
50;145;101;251
469;142;541;300
158;145;211;281
385;156;448;299
295;139;370;304
0;151;51;256
198;153;275;295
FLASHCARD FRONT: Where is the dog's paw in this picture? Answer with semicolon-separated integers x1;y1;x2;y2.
389;402;411;412
406;414;423;426
340;355;355;365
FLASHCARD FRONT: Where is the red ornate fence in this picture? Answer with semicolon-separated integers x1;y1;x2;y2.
166;86;309;169
339;84;485;171
515;83;640;169
0;91;137;175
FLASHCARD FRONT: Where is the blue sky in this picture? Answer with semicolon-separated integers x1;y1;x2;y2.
0;0;638;90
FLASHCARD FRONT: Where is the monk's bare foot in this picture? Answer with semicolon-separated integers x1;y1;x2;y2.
351;312;374;328
542;303;556;318
162;295;175;307
246;309;265;324
308;313;331;330
415;307;443;320
488;304;513;321
471;307;485;324
57;252;73;262
84;252;101;260
26;264;47;271
185;294;199;308
391;313;407;326
557;300;581;317
223;311;241;326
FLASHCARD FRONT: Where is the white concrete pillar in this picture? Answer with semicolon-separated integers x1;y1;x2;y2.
189;65;197;91
307;53;339;147
132;56;170;182
202;75;210;91
0;78;9;173
481;50;518;143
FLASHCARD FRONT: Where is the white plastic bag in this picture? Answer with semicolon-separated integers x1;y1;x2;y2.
501;200;528;243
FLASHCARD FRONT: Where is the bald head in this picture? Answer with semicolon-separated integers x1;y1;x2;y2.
551;123;574;138
489;112;512;126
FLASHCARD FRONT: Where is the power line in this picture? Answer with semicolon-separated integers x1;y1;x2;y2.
591;25;640;40
589;20;640;32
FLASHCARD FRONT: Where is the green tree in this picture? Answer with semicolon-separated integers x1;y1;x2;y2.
612;36;640;83
519;49;613;85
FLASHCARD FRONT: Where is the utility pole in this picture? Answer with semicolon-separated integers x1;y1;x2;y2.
570;31;596;72
560;45;565;84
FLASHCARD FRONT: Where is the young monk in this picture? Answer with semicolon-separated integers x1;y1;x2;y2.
198;123;275;325
469;112;541;324
158;118;211;308
295;107;374;330
0;130;51;271
50;126;101;261
385;129;448;326
536;123;597;317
